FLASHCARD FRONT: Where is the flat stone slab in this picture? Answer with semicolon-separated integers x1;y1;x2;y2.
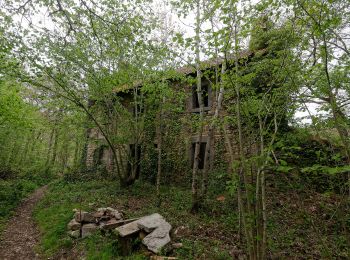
115;220;140;237
100;218;139;230
142;221;172;254
137;213;166;233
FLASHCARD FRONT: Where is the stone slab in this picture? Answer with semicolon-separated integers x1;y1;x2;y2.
142;222;172;254
137;213;166;233
102;218;139;230
115;220;140;237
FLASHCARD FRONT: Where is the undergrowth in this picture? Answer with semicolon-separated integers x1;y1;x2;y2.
33;172;349;259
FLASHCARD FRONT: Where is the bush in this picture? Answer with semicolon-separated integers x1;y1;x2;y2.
63;166;112;183
274;130;348;193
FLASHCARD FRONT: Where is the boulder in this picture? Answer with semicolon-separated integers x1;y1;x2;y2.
67;219;81;231
81;223;98;238
68;230;80;239
75;211;95;223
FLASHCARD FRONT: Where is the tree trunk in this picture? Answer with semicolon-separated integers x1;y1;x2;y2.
51;128;59;167
156;101;163;206
46;127;55;167
202;62;226;198
73;136;80;167
80;127;91;171
191;0;205;213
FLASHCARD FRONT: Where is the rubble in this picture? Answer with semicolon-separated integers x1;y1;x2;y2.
67;208;174;255
66;207;124;239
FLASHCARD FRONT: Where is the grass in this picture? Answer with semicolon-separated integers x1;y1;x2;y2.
33;175;350;259
33;179;237;259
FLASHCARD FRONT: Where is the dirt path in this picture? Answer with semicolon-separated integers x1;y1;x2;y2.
0;185;48;260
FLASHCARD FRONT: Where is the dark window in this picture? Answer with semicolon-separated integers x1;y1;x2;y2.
191;142;207;170
192;82;209;109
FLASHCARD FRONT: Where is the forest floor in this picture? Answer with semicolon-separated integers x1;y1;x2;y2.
31;176;349;260
0;185;48;260
1;174;347;259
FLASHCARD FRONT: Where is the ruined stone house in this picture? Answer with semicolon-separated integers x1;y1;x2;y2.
85;51;257;179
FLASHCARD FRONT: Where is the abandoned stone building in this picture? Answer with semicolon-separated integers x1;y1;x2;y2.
85;51;258;180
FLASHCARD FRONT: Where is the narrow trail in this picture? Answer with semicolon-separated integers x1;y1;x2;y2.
0;185;48;260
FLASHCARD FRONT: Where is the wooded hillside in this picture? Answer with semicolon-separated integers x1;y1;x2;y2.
0;0;349;259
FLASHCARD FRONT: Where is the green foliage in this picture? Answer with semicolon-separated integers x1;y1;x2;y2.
63;167;112;183
0;178;38;233
274;129;349;193
249;15;274;51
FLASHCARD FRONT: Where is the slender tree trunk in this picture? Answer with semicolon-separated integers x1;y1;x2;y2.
191;0;205;213
73;136;80;167
202;62;226;198
46;127;55;167
232;14;255;259
19;133;31;165
223;125;252;256
61;137;69;172
80;127;91;170
51;128;59;167
156;99;164;206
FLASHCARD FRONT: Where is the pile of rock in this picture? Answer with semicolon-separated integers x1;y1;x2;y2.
67;207;133;238
67;209;175;255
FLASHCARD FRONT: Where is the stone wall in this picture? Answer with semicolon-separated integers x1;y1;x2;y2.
85;79;241;177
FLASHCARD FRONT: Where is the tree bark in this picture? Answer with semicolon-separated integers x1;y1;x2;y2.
191;0;205;213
